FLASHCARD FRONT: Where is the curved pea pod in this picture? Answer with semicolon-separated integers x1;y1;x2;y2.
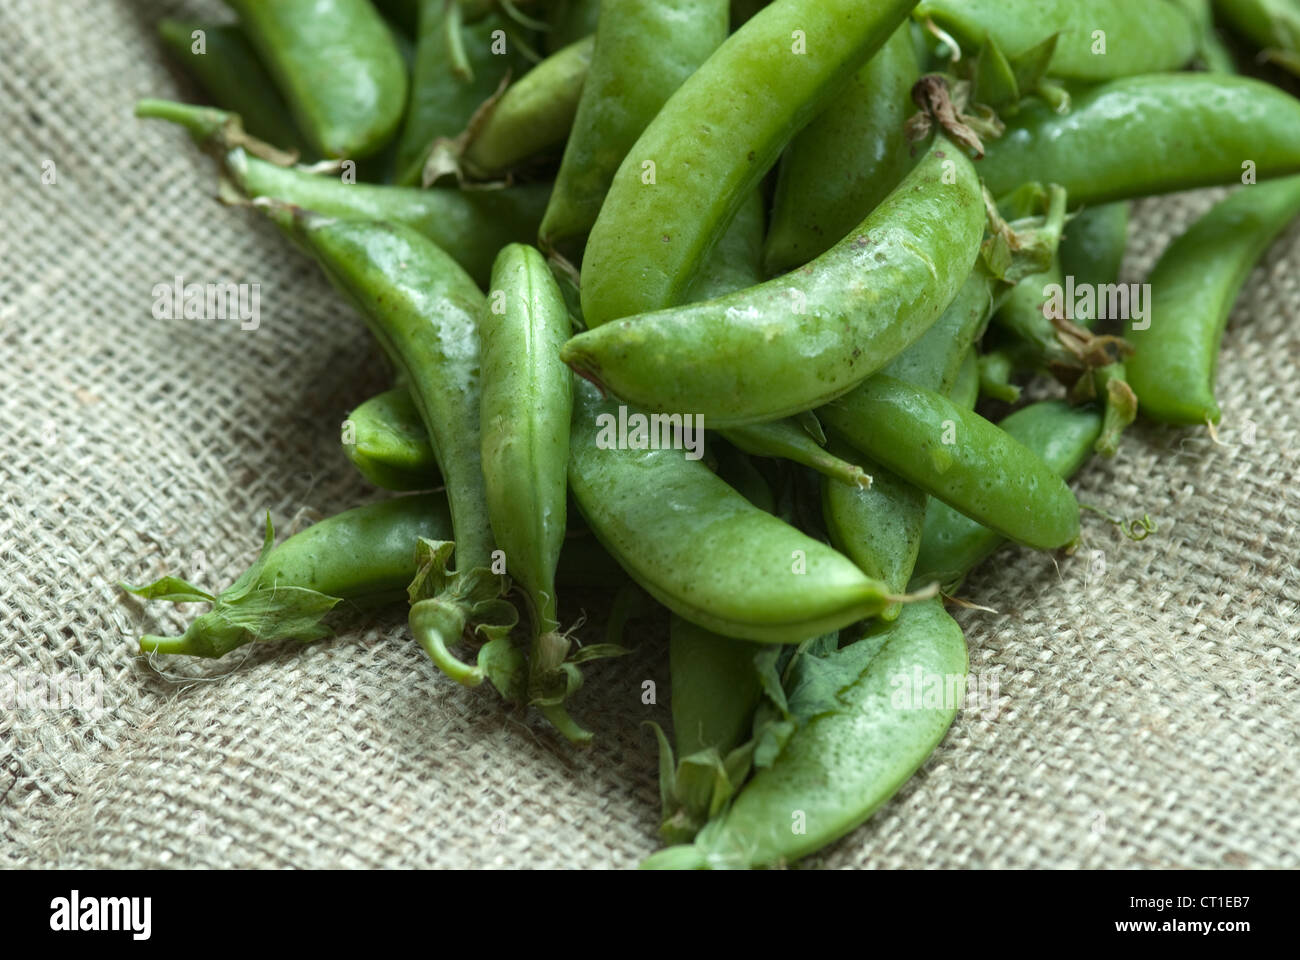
821;445;927;623
394;6;526;185
579;0;918;325
157;20;311;156
880;269;996;396
343;388;441;491
979;74;1300;206
226;147;550;288
125;495;453;658
1127;175;1300;426
563;136;985;427
454;35;595;179
912;401;1102;592
539;0;729;254
642;597;966;869
764;22;919;275
723;420;870;489
569;381;894;643
912;0;1196;79
482;244;603;741
820;375;1082;550
225;0;408;159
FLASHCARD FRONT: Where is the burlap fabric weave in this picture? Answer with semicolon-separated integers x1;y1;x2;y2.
3;0;1297;869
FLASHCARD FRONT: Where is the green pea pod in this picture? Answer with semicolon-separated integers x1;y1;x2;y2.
880;269;997;396
1127;175;1300;425
344;388;441;491
642;597;966;869
481;244;598;741
821;375;1082;550
821;445;927;623
227;149;549;287
267;209;515;691
683;190;766;303
126;495;453;658
979;74;1300;206
722;421;870;489
563;136;985;426
134;99;550;287
1169;0;1238;72
1059;202;1130;320
569;380;893;643
540;1;728;254
546;0;602;52
579;0;918;325
764;22;919;275
395;5;526;185
457;35;595;178
912;401;1102;591
949;348;980;411
1215;0;1300;74
912;0;1196;79
157;20;311;156
225;0;408;159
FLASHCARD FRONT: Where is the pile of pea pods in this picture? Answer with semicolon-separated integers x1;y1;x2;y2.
127;0;1300;869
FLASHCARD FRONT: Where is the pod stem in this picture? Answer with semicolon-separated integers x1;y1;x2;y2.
410;596;482;687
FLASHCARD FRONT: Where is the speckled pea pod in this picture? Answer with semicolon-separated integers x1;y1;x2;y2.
481;244;590;740
912;0;1197;79
579;0;918;325
127;494;453;658
394;5;526;185
641;597;966;869
1127;175;1300;425
820;375;1081;550
569;380;893;643
764;22;919;275
225;0;408;159
460;35;595;177
979;74;1300;206
563;136;985;426
343;388;441;491
912;401;1102;592
157;20;311;155
539;0;729;254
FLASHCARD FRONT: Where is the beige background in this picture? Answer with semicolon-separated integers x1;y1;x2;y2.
2;0;1297;868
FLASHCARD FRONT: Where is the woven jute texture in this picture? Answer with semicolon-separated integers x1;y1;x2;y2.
3;0;1298;870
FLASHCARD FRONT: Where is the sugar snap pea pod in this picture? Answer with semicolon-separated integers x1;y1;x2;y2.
546;0;602;53
267;209;514;690
912;0;1197;79
569;380;894;643
135;100;551;287
481;244;597;741
820;375;1081;550
979;74;1300;206
821;443;927;623
949;348;980;411
1215;0;1300;74
125;495;453;658
912;401;1102;592
538;0;729;254
764;23;919;275
1059;202;1130;321
723;421;871;489
880;269;996;396
642;597;966;869
157;20;311;156
395;5;526;185
344;388;440;491
456;35;595;178
579;0;919;325
564;136;985;426
653;616;767;842
224;0;407;159
682;190;766;304
1127;175;1300;426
